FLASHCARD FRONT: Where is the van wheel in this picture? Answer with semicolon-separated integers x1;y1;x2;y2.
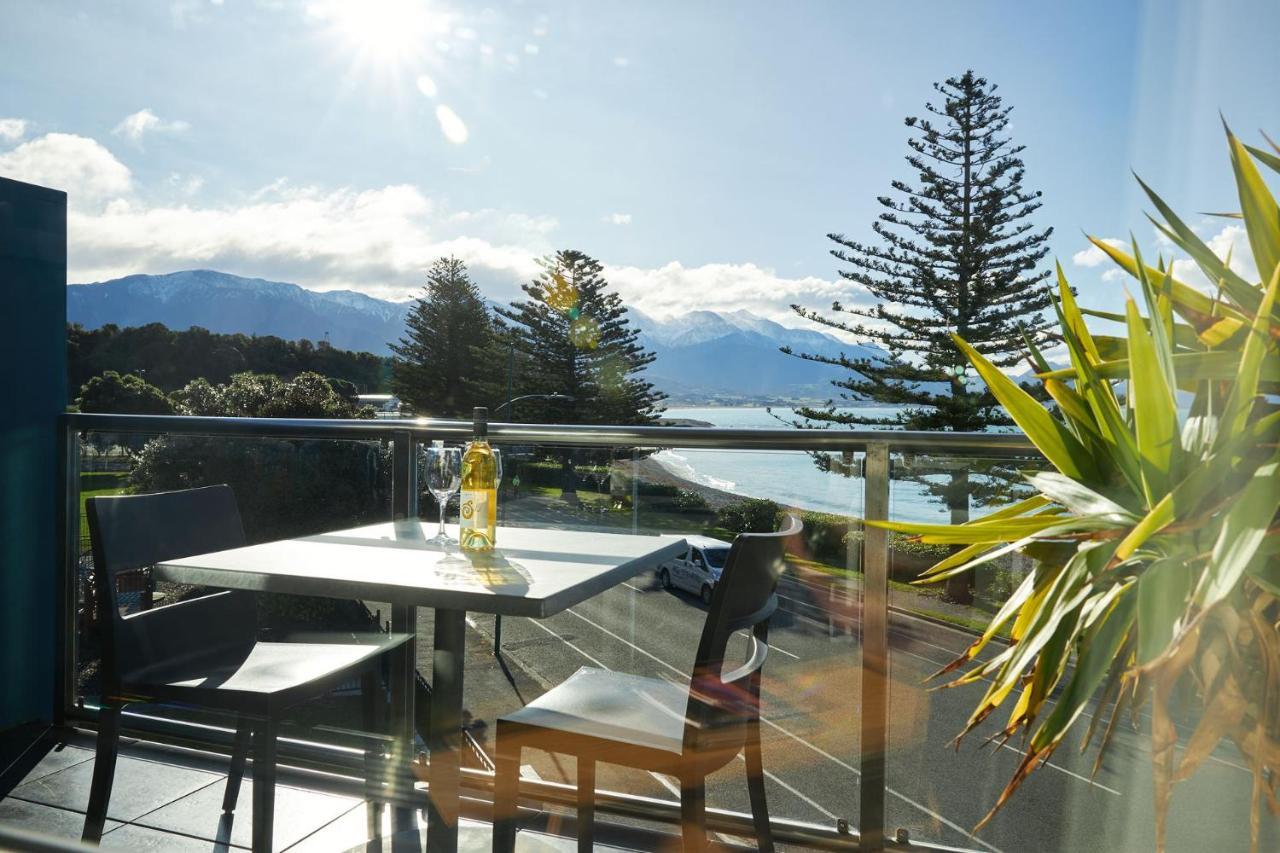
700;585;713;606
658;568;671;590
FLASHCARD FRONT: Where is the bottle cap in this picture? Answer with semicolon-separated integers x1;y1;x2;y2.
473;407;489;438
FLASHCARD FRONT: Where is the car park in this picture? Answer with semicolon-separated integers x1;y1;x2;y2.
656;535;732;605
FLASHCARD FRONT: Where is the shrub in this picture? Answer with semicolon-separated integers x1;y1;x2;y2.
716;498;781;534
670;489;710;513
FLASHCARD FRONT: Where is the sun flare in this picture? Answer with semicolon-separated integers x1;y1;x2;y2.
309;0;442;68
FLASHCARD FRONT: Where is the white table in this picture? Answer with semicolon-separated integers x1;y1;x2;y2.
155;520;687;853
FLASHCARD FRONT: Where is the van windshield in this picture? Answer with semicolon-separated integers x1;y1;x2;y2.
702;547;730;569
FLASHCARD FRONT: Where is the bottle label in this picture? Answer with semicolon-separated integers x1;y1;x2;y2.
459;489;489;531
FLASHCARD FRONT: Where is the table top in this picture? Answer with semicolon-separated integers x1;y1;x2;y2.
154;521;688;618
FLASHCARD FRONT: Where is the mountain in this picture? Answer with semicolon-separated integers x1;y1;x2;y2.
67;269;878;402
67;270;411;355
630;308;881;403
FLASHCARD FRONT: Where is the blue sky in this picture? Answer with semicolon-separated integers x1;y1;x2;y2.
1;0;1277;330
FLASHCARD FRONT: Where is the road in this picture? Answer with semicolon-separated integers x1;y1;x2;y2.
444;561;1272;852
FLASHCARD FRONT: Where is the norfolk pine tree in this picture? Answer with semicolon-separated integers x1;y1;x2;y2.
496;250;664;499
785;70;1053;603
390;256;496;417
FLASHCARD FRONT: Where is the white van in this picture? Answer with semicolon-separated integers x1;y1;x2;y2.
657;535;732;605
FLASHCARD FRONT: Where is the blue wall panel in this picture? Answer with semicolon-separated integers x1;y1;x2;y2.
0;177;67;729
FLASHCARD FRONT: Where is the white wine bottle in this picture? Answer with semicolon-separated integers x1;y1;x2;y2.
459;407;497;552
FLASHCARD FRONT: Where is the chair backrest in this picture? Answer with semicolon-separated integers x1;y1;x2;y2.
86;485;254;693
681;514;802;772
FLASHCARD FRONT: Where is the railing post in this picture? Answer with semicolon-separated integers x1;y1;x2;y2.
55;418;80;726
860;442;890;852
392;430;418;520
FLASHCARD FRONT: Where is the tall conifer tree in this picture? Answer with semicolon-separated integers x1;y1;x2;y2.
786;70;1052;602
496;249;664;426
390;256;495;417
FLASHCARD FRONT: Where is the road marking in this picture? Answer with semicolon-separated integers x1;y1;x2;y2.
561;605;1003;853
526;620;609;669
996;742;1121;796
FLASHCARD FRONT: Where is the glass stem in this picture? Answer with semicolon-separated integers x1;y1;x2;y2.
437;494;448;538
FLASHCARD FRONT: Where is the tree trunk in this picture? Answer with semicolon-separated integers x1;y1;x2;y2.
559;451;579;504
944;469;973;604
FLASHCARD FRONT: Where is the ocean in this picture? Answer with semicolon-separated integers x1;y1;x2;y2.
654;406;1002;523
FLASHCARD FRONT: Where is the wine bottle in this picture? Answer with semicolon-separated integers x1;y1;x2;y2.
459;407;498;552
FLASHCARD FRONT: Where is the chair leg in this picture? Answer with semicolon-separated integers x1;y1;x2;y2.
576;757;595;853
223;716;253;813
744;719;774;853
82;702;121;844
362;669;384;842
491;722;521;853
679;775;707;852
251;717;278;853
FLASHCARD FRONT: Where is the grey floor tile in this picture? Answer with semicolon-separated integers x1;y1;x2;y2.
0;797;121;841
9;753;222;822
137;778;360;852
99;822;242;851
290;814;629;853
1;743;95;789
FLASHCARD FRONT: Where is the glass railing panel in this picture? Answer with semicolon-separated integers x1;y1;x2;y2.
882;451;1269;852
72;427;393;751
408;438;866;837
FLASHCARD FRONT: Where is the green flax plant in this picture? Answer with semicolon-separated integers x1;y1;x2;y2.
876;127;1280;850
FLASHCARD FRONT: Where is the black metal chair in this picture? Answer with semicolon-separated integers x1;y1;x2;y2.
492;515;802;852
82;485;412;853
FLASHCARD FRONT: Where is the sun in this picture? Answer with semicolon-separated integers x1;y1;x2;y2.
309;0;441;69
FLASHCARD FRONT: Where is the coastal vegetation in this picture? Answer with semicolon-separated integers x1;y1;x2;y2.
882;127;1280;849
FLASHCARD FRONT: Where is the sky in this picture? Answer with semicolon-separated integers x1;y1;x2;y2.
1;0;1277;333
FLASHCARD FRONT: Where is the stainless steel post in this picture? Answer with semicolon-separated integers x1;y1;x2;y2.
859;442;891;852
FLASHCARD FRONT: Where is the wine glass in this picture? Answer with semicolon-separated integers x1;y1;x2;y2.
423;445;462;545
491;449;504;519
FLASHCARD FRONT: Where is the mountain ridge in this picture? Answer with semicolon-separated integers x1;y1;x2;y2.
67;269;876;403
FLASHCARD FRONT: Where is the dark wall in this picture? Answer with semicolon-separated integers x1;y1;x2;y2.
0;177;66;728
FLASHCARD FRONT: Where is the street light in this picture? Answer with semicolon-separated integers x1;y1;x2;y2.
493;393;575;417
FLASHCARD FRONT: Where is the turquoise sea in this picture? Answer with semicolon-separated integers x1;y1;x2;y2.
656;406;982;523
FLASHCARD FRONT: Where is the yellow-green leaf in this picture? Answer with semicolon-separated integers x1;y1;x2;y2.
1227;125;1280;289
953;334;1100;483
1126;297;1179;498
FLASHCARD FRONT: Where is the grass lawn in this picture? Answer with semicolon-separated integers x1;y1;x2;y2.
78;473;129;547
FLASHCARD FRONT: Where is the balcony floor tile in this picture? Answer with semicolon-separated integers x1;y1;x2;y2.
0;796;121;839
9;751;223;822
137;776;361;852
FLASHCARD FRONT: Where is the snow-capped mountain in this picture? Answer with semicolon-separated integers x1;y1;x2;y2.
67;270;876;402
68;270;411;355
629;308;881;402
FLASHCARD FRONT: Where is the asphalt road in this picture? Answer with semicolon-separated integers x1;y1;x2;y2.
452;568;1273;853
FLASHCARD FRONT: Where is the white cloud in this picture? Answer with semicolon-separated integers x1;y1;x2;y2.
531;88;549;101
603;212;632;226
0;133;132;202
113;108;189;143
415;75;438;99
434;105;468;144
1170;223;1258;293
524;43;539;55
613;56;630;67
38;130;873;332
605;260;861;327
0;118;28;142
1071;237;1124;268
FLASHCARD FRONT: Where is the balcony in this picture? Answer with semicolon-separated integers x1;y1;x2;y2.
0;412;1268;853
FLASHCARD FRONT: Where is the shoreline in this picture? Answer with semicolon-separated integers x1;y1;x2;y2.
624;455;748;511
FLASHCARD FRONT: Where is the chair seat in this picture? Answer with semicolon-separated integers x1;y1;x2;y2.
121;631;412;714
501;666;688;754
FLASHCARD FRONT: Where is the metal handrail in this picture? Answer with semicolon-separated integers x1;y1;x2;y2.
62;412;1039;456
